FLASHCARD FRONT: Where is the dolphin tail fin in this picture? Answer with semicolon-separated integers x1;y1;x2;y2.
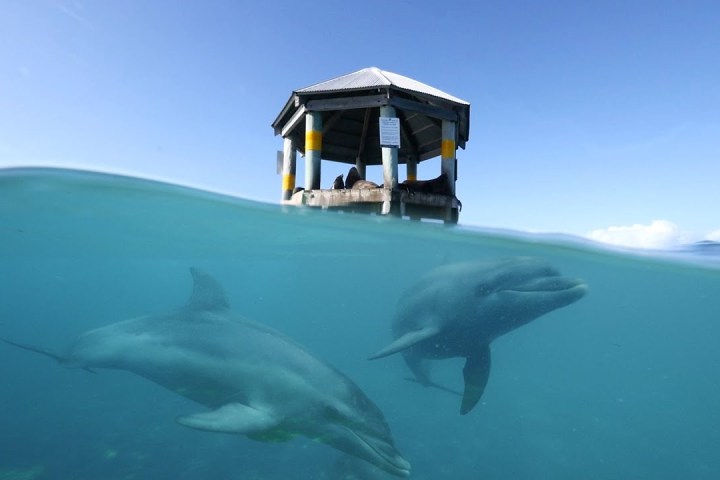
1;337;63;362
368;326;441;360
460;344;492;415
403;377;463;397
1;337;97;374
403;352;463;397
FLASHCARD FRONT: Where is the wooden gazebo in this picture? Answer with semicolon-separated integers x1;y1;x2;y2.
271;67;470;222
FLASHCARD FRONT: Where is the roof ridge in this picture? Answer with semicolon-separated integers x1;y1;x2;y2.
369;66;391;86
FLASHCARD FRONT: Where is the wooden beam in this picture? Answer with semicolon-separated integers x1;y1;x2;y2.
305;94;387;112
357;107;372;160
272;95;299;132
388;97;458;122
279;105;307;137
396;110;419;157
410;121;441;137
323;110;345;135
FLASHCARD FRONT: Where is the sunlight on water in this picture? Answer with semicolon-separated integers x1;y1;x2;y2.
1;168;718;479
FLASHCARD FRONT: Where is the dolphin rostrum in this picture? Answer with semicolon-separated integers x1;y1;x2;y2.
2;268;411;477
369;257;588;415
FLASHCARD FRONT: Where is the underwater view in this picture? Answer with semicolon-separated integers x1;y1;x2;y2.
1;168;719;480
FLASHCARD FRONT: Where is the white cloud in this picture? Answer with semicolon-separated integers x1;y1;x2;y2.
586;220;695;250
706;229;720;242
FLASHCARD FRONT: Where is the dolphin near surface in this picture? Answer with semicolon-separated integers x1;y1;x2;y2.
369;257;588;415
2;268;410;477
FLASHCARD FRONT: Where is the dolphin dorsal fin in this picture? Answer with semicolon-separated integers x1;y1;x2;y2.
186;268;230;311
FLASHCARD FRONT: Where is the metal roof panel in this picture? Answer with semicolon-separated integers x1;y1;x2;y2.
296;67;390;93
296;67;469;105
380;70;469;105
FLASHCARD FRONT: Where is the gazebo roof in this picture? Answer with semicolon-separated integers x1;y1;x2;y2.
296;67;469;105
272;67;470;165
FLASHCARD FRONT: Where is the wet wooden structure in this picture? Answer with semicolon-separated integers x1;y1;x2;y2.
271;67;470;223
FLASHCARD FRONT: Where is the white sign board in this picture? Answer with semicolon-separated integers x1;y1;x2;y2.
379;117;401;148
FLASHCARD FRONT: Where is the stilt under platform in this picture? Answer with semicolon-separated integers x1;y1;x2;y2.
285;188;461;224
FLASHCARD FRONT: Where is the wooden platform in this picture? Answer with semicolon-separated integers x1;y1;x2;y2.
283;188;461;223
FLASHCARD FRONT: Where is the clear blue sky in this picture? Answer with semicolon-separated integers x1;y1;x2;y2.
1;1;718;247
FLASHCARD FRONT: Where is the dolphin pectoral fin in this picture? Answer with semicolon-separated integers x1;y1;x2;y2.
460;344;492;415
368;326;441;360
177;403;278;435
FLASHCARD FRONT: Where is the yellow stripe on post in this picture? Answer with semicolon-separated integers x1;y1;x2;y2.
282;174;295;192
441;139;456;159
306;131;322;151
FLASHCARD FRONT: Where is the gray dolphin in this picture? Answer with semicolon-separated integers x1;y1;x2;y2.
2;268;411;477
369;257;588;415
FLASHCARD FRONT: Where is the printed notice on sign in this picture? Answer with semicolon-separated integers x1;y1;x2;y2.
379;117;401;148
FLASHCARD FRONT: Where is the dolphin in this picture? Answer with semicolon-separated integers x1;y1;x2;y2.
369;257;588;415
2;268;411;477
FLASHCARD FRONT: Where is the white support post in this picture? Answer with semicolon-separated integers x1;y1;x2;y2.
380;105;398;189
305;111;322;190
441;120;457;196
355;157;366;180
406;156;417;182
281;137;297;200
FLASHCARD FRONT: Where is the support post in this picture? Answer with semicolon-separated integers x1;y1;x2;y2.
355;157;367;180
355;158;366;179
441;120;457;196
281;137;297;201
356;107;371;180
406;156;417;182
305;111;322;190
380;105;398;189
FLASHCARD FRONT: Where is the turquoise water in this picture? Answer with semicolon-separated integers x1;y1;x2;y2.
1;168;718;480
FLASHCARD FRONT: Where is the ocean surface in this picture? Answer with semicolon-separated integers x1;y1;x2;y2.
1;168;718;480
